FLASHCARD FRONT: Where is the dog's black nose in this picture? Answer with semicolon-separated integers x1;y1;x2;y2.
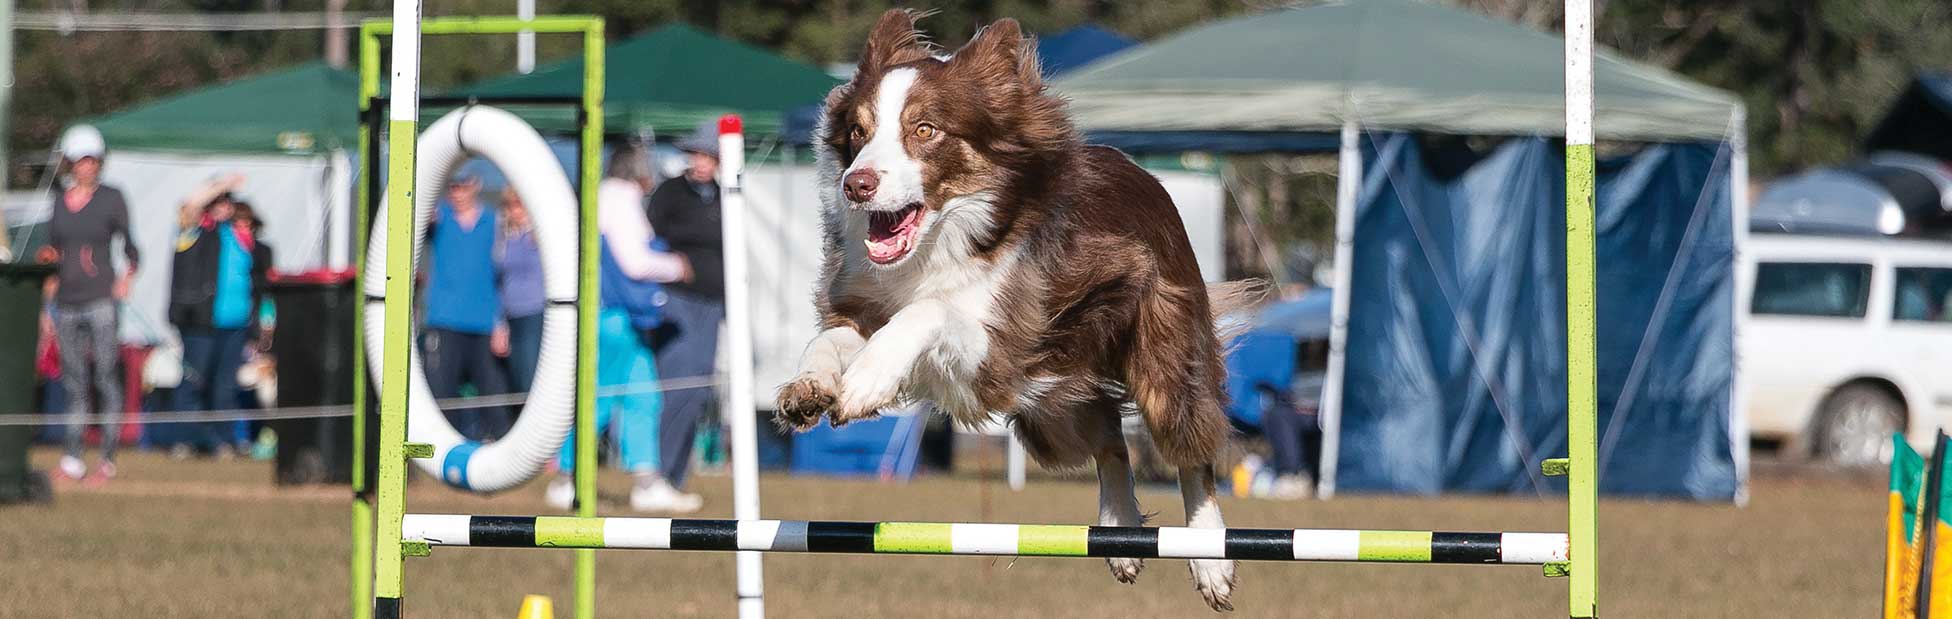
843;169;880;203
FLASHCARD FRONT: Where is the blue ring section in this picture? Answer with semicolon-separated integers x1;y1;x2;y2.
442;441;483;490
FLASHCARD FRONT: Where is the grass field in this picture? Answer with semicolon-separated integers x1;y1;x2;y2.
4;448;1880;618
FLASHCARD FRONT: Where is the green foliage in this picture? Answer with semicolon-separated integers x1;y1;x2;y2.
11;0;1951;187
1598;0;1952;175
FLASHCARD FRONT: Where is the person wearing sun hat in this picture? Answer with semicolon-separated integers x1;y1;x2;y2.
641;121;726;505
39;125;137;485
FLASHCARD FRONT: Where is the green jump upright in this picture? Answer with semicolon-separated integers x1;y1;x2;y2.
356;15;605;619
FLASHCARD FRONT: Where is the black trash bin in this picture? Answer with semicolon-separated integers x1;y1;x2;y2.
0;263;54;504
266;269;369;485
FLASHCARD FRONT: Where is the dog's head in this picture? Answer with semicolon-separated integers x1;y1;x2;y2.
816;10;1075;268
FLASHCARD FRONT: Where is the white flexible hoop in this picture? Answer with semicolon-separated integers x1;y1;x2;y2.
361;105;578;493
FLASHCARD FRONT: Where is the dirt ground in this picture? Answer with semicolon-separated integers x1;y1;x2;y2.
2;448;1881;618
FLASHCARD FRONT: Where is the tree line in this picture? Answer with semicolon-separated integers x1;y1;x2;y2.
12;0;1950;187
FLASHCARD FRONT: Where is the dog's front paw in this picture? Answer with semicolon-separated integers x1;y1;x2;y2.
1189;558;1236;612
775;374;839;431
834;354;904;425
1107;557;1144;584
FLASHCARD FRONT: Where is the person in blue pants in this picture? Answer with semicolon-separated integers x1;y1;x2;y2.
166;179;272;459
545;146;696;513
420;170;510;441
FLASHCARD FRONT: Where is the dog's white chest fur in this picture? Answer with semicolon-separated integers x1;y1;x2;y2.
832;194;1015;420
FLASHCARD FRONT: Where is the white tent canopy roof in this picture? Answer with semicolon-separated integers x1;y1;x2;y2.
1053;0;1742;141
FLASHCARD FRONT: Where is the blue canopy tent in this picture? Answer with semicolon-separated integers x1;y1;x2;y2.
1036;24;1135;77
1056;0;1748;501
782;24;1138;146
1864;73;1952;161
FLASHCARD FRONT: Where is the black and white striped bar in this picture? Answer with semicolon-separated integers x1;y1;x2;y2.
403;515;1569;565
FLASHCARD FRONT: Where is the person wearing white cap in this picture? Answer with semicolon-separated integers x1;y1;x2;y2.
38;125;137;485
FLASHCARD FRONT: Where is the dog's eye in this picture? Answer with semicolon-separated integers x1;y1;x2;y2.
913;123;939;140
848;124;866;142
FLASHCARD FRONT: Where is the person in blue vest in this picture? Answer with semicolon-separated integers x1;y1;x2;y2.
165;175;272;458
421;169;510;441
545;145;698;513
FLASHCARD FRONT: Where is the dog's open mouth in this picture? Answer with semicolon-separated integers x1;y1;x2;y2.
865;203;926;265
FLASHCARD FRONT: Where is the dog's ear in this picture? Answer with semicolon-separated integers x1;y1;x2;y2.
950;18;1042;90
858;9;928;75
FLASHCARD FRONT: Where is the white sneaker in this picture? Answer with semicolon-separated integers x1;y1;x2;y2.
543;476;576;511
1270;474;1314;500
58;455;86;481
630;477;702;514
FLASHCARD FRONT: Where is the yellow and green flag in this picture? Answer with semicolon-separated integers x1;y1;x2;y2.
1888;432;1952;619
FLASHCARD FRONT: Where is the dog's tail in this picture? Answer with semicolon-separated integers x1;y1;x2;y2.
1208;279;1271;345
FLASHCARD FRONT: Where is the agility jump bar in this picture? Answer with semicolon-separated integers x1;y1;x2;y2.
403;515;1569;564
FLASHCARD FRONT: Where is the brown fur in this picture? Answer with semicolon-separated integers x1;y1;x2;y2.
778;12;1249;610
786;10;1252;466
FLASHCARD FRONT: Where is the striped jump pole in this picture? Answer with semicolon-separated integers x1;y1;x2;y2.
403;515;1569;566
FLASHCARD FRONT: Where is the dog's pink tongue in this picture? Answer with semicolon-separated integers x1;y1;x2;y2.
864;207;922;263
894;206;923;235
866;235;905;262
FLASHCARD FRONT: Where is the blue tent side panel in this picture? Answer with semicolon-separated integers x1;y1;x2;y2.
1036;25;1136;77
1336;134;1736;500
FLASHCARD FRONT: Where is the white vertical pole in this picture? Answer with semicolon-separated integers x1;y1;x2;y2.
0;0;15;192
387;14;419;125
1318;118;1360;499
1006;433;1026;491
326;152;353;269
1728;106;1750;507
718;115;765;619
516;0;534;74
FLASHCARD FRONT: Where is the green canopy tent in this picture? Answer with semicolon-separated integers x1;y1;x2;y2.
1054;0;1749;500
89;61;358;155
454;23;840;139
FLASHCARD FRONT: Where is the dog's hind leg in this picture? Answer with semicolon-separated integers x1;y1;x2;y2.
1179;464;1236;612
1095;426;1147;584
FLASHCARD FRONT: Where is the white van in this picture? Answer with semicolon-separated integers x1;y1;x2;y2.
1742;233;1952;465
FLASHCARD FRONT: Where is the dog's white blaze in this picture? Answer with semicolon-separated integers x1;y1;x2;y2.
845;67;924;212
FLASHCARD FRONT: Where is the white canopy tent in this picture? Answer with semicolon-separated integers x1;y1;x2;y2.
1054;0;1749;498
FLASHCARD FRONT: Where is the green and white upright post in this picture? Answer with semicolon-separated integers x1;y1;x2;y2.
357;16;605;618
350;26;382;619
1564;0;1600;617
373;0;422;616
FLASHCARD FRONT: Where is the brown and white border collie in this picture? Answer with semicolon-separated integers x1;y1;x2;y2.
775;10;1260;611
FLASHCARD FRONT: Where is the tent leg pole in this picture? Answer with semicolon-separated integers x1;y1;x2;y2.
1728;107;1751;507
1319;118;1359;500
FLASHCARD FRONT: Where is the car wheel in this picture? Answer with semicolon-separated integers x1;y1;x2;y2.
1815;384;1905;467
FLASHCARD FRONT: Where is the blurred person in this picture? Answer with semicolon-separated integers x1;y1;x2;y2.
1263;250;1325;499
546;144;696;513
643;123;725;501
165;177;272;459
493;186;545;393
39;125;137;484
421;170;510;441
